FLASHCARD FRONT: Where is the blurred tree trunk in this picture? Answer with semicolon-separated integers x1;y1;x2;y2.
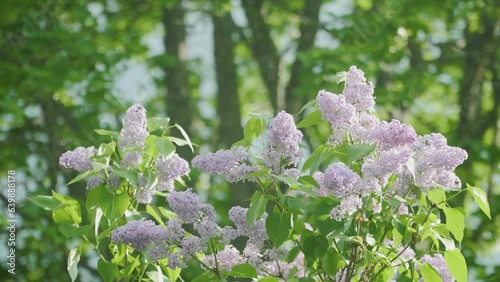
162;1;193;159
212;11;244;148
241;0;280;113
457;15;498;147
212;9;256;214
285;0;322;115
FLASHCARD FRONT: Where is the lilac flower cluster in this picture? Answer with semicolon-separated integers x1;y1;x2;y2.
412;133;468;191
343;66;375;112
192;146;259;183
263;111;303;173
228;206;268;248
420;254;454;282
313;162;362;198
135;173;154;204
370;120;417;151
317;90;357;146
59;146;96;171
156;153;190;191
111;219;182;262
118;104;149;167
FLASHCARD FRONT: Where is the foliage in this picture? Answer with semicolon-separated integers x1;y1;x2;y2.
29;67;490;281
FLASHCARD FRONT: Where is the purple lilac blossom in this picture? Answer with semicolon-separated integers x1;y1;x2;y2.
192;146;258;183
194;220;220;239
370;120;417;150
330;195;362;221
86;175;103;190
361;146;412;187
315;162;362;198
135;173;154;204
180;236;204;257
118;104;149;167
59;146;96;171
265;111;303;171
156;153;190;191
420;254;454;282
412;133;467;191
317;90;357;146
167;189;202;223
228;206;268;248
111;219;175;261
343;66;376;112
202;245;242;271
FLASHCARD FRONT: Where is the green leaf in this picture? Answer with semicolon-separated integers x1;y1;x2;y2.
322;249;339;276
67;247;81;282
86;186;129;220
419;263;442;282
148;117;170;132
427;189;446;205
445;249;467;282
467;184;491;219
174;123;194;153
266;212;292;247
346;143;376;165
247;191;268;227
155;137;176;157
112;166;138;188
28;195;61;211
325;71;347;84
95;129;118;136
297;110;323;128
243;117;265;141
443;207;464;242
298;175;320;187
228;263;258;278
297;100;317;115
259;277;279;282
302;144;326;173
192;271;218;282
58;224;91;238
67;169;94;185
98;258;119;282
147;205;165;226
53;204;82;224
52;190;79;205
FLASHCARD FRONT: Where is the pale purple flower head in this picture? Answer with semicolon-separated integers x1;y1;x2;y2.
343;66;375;112
192;146;258;183
135;173;154;204
156;154;190;191
412;133;467;191
228;206;268;248
180;236;205;257
59;146;96;171
317;90;357;145
267;111;303;165
318;162;362;198
194;220;220;239
202;245;242;271
85;175;103;190
370;120;417;150
111;219;173;261
361;146;412;187
167;189;202;223
330;195;362;221
119;104;149;167
421;254;454;282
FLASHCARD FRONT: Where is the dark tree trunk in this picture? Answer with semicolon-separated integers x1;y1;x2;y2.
457;15;497;143
212;9;256;215
212;12;244;148
241;0;280;113
285;0;322;115
162;1;193;159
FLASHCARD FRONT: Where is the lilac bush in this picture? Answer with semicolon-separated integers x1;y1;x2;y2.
30;66;491;282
